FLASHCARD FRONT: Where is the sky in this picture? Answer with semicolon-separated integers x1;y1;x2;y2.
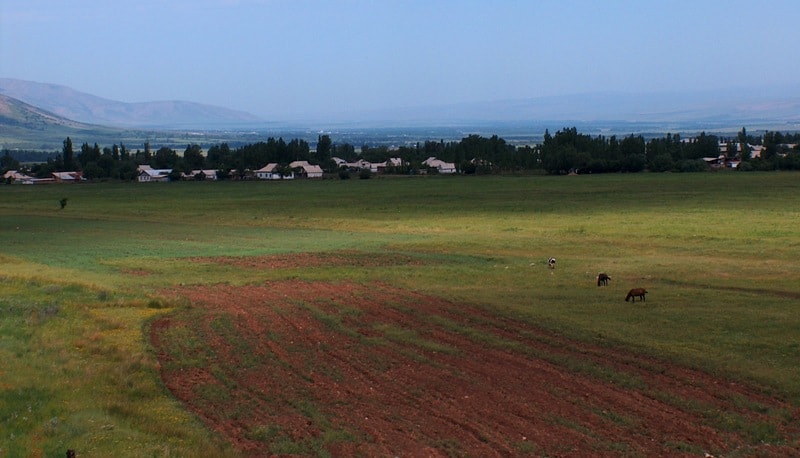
2;0;800;121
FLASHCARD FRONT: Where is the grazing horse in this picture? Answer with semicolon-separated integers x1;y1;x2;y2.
548;257;556;269
597;272;610;286
625;288;647;302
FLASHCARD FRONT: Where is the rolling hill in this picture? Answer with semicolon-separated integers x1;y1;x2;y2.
0;78;264;129
0;93;256;152
0;93;130;151
3;77;799;152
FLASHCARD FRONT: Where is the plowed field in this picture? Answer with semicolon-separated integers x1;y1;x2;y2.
149;258;799;457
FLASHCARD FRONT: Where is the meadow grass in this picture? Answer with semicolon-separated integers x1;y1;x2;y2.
1;172;800;454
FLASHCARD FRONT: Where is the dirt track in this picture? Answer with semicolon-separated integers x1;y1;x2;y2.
150;259;799;457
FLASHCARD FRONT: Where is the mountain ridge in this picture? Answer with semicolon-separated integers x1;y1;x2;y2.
2;78;800;152
3;77;800;130
324;88;800;127
0;78;264;129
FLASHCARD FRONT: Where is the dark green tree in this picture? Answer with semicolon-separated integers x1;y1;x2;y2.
153;146;179;169
183;144;205;170
1;150;20;171
78;142;101;167
332;143;356;161
63;137;75;171
143;142;152;163
206;143;231;169
315;135;332;163
287;138;310;162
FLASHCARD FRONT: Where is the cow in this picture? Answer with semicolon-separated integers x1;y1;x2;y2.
548;257;556;269
597;272;610;286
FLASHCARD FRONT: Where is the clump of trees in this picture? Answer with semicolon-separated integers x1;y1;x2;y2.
3;127;800;181
539;127;800;174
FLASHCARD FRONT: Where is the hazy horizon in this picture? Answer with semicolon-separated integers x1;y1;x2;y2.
3;1;800;122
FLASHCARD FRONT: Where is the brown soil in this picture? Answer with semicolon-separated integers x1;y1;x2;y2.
186;250;425;270
149;257;800;457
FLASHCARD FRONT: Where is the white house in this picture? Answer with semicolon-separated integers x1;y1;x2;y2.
422;157;457;174
335;157;405;173
2;170;49;184
182;169;218;181
137;165;172;182
374;157;405;173
254;163;287;180
52;171;84;182
289;161;324;178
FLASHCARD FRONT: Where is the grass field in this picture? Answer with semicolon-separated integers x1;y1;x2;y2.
1;172;799;455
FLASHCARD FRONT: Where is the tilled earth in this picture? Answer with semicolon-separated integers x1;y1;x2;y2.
149;257;799;457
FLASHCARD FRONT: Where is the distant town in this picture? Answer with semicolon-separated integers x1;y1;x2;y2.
3;127;800;185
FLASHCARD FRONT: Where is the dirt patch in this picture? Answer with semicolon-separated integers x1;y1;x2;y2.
150;279;800;457
186;250;424;270
119;268;151;276
662;279;800;300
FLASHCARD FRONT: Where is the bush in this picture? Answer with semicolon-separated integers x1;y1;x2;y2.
649;154;674;172
358;168;372;179
338;169;350;180
677;159;709;173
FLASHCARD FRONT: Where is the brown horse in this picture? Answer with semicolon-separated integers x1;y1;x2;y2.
597;272;610;286
625;288;647;302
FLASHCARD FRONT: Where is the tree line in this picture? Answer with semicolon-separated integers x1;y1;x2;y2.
3;128;800;180
541;127;800;174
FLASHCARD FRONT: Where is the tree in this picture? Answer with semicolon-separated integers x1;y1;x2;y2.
315;135;332;163
332;143;356;161
63;137;75;171
1;150;20;171
78;142;101;167
693;132;719;159
153;147;179;169
183;144;205;170
762;131;783;160
619;135;646;172
206;143;231;169
737;127;749;161
287;138;310;162
143;142;152;163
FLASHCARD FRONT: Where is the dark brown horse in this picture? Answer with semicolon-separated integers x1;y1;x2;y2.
625;288;647;302
597;272;610;286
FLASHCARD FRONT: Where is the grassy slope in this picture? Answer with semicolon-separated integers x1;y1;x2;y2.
1;172;799;454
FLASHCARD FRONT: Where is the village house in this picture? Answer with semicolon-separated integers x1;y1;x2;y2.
422;157;457;174
376;157;405;173
137;165;172;182
289;161;323;178
3;170;54;184
703;155;740;169
51;171;84;182
332;157;405;173
254;163;289;180
182;169;218;181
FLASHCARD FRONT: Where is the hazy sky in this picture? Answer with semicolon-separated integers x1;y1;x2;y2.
2;0;799;120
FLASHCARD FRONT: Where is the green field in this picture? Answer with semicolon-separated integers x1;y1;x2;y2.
2;172;800;455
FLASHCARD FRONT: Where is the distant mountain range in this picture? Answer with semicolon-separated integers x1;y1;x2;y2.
0;78;264;129
2;77;799;151
331;88;800;129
